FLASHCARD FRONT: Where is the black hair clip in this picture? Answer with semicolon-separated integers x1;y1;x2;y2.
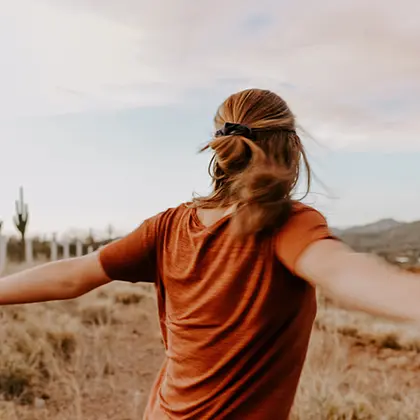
215;122;254;140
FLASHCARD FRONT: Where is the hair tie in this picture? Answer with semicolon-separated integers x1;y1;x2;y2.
215;122;254;140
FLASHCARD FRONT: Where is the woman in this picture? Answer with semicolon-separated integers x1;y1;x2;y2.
1;88;419;419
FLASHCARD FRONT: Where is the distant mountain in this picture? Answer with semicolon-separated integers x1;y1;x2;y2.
341;218;404;235
335;218;420;256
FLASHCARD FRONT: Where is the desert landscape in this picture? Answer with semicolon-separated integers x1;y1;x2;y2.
2;0;420;417
2;212;420;420
2;230;420;419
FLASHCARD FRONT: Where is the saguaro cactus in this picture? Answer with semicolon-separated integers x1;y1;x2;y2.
14;187;29;261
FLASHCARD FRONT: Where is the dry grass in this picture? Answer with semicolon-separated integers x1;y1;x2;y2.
1;262;420;419
289;295;420;419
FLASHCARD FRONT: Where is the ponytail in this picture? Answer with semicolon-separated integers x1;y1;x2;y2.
192;89;311;237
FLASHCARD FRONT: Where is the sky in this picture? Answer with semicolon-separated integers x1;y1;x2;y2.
1;0;420;238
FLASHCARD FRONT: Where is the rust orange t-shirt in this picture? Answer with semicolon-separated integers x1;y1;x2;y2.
99;202;334;419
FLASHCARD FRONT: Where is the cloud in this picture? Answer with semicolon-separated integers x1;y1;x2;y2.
0;1;178;117
2;0;420;150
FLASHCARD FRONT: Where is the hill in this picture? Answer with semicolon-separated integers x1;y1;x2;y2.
342;218;404;235
335;218;420;264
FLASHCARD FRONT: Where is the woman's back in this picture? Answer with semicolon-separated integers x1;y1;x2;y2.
100;202;333;419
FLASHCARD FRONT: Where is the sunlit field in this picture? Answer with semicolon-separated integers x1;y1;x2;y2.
1;262;420;420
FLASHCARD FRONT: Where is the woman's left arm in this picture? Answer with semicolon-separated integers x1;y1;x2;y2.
0;252;111;305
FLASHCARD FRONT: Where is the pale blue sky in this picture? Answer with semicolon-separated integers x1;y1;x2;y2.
1;0;420;238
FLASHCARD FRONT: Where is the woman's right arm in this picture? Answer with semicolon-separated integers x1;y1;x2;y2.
296;239;420;323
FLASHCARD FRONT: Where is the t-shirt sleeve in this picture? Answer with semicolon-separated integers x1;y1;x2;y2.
98;214;161;283
274;205;336;274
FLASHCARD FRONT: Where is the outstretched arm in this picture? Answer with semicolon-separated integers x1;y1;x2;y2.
0;253;111;305
296;239;420;323
0;213;162;306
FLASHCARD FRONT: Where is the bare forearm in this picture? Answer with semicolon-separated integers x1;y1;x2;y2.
297;240;420;324
0;260;81;305
0;254;109;305
322;253;420;323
